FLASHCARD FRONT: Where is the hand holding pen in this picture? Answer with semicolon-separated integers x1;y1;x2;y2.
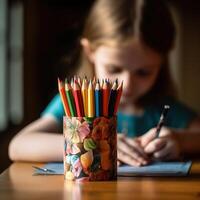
141;105;181;161
140;105;178;159
118;105;171;166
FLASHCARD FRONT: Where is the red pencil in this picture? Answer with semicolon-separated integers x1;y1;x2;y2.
102;80;110;117
58;78;71;116
73;80;84;117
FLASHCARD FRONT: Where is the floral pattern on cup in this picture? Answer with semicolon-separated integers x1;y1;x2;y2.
63;116;117;181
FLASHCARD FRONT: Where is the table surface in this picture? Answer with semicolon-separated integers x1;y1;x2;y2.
1;161;200;200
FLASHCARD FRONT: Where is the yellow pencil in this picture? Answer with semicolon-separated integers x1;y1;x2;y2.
82;78;88;117
88;80;95;117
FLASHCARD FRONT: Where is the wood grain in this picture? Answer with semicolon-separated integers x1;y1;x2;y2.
0;162;200;200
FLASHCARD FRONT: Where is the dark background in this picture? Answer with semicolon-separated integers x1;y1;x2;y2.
0;0;94;173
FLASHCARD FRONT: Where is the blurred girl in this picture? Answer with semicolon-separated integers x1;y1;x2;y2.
9;0;200;165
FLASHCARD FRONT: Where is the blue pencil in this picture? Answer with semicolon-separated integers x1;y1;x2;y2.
95;80;101;117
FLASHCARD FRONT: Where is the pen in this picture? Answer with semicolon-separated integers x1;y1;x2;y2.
32;166;55;173
155;105;170;138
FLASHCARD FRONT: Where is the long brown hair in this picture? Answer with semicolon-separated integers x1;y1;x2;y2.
77;0;176;105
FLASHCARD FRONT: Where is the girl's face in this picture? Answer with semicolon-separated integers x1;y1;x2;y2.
85;39;162;106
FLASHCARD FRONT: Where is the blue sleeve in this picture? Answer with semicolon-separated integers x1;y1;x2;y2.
41;94;64;123
162;97;198;129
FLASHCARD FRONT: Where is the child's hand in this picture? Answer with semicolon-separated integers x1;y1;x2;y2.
117;134;150;166
140;127;181;161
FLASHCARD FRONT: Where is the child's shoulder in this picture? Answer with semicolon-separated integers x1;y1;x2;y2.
41;93;64;122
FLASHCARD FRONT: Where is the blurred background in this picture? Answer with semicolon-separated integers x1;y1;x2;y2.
0;0;200;173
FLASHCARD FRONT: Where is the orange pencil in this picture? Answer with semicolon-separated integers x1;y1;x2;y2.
58;78;71;116
113;81;123;115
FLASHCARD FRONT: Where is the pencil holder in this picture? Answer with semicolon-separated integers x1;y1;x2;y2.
63;116;117;181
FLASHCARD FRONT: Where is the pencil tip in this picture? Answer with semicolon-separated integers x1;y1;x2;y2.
65;78;69;83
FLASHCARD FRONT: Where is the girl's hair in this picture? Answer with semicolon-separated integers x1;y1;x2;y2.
78;0;176;105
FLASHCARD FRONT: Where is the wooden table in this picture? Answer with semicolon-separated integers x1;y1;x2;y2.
0;162;200;200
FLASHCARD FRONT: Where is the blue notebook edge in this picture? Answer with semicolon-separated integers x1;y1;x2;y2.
118;161;192;177
33;161;192;177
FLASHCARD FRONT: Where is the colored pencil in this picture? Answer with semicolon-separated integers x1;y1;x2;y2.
108;80;118;116
73;80;83;117
58;76;123;118
76;80;84;116
88;80;95;117
113;81;123;115
65;79;76;117
102;80;110;117
100;78;104;88
70;77;74;88
82;78;88;117
58;78;71;116
95;80;102;117
77;76;82;87
92;76;96;86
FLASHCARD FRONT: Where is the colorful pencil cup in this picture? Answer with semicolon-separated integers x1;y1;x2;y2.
63;116;117;181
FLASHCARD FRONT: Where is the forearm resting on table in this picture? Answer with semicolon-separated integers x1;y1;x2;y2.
9;116;63;162
9;132;63;162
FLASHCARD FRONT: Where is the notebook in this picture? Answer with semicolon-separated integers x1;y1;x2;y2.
33;161;192;177
118;161;192;176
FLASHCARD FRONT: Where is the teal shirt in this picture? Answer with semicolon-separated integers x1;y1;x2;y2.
42;94;197;137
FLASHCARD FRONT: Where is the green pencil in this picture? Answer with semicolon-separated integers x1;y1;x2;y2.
65;78;76;117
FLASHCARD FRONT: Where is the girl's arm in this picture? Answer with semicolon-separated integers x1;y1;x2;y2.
9;116;63;162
